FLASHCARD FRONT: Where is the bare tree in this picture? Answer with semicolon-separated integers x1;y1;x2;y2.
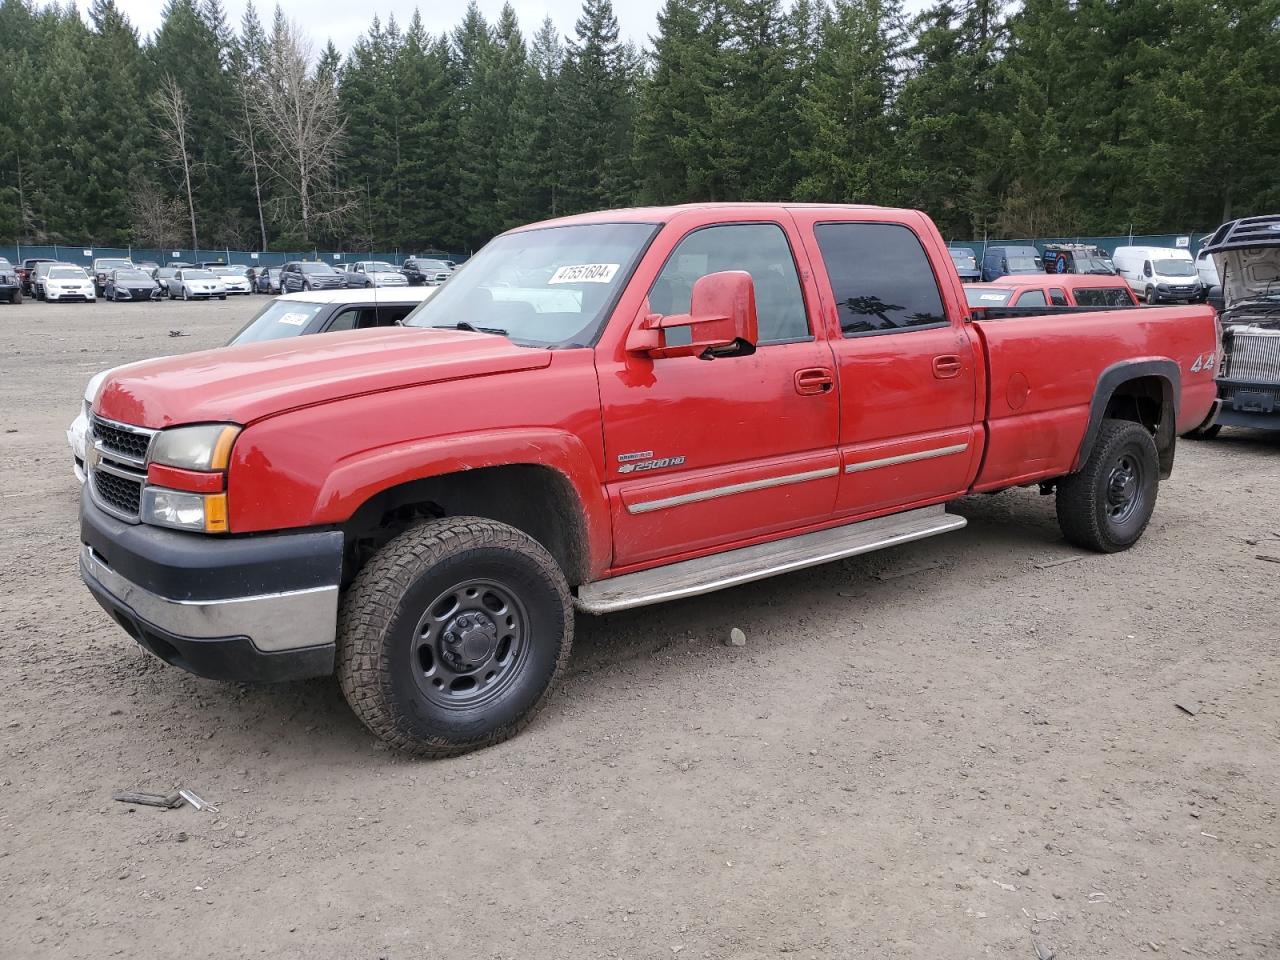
129;180;185;248
232;89;270;250
252;16;354;242
151;75;199;252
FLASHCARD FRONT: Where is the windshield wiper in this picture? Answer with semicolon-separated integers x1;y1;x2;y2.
431;321;510;336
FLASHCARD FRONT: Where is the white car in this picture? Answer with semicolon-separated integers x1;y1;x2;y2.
42;265;97;302
170;268;227;300
344;260;410;288
210;266;253;294
69;285;438;480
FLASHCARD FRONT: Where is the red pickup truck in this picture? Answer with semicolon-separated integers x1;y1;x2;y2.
80;203;1218;756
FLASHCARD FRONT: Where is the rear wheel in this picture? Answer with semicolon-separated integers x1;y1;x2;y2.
337;517;573;758
1056;419;1159;553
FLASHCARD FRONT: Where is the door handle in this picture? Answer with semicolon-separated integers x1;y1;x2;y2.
794;367;835;395
932;355;963;379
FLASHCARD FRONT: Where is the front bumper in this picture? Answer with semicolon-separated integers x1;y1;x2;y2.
47;289;95;301
1215;379;1280;431
79;490;343;681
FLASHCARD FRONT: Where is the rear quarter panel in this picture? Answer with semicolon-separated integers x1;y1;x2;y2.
972;305;1218;491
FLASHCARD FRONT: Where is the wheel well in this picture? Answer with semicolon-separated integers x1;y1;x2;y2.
1102;375;1176;474
340;464;590;588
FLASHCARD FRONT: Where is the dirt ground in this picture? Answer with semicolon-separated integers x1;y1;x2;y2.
0;297;1276;960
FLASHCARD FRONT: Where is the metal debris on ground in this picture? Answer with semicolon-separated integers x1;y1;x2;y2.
1034;555;1085;570
112;790;183;809
177;788;219;813
1033;941;1056;960
1255;555;1280;564
1175;700;1202;717
168;329;189;337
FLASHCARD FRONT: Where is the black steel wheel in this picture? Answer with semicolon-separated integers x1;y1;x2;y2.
1145;286;1157;304
1056;418;1159;552
337;517;573;757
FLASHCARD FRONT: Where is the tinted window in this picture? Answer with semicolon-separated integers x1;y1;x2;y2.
327;305;415;332
815;223;947;336
649;223;809;344
1050;288;1068;306
1074;287;1134;308
1015;289;1048;307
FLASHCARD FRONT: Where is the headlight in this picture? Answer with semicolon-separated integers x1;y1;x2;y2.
140;487;228;532
149;423;240;471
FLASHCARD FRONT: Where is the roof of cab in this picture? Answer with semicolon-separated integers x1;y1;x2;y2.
983;274;1129;289
511;202;905;231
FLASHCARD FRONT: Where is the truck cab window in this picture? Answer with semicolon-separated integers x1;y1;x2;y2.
1016;289;1048;307
649;223;809;345
814;222;948;336
1050;288;1068;306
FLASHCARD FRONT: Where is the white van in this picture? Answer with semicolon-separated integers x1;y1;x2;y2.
1112;246;1204;304
1194;247;1221;288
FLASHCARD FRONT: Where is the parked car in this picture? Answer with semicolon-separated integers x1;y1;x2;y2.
39;264;96;302
18;257;57;296
279;260;345;293
948;247;981;283
0;257;21;303
78;202;1217;757
343;260;410;288
1042;243;1117;276
980;244;1043;281
151;266;180;297
1112;246;1203;304
253;266;281;294
965;274;1139;310
104;268;161;302
91;258;134;297
210;265;253;295
135;261;160;273
1189;214;1280;437
401;257;453;285
1195;247;1221;289
170;268;227;300
67;286;439;480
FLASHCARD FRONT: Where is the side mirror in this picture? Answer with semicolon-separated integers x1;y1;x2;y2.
628;270;759;360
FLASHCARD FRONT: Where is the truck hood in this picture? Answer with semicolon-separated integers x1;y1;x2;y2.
1215;246;1280;308
95;326;552;429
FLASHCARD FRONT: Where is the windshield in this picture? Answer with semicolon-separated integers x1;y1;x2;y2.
116;270;152;282
300;263;335;274
96;259;131;269
1155;259;1196;277
1076;257;1116;274
1005;256;1039;272
211;267;240;276
949;249;977;268
157;269;176;278
0;259;11;270
365;262;397;272
228;300;327;344
404;222;658;347
966;287;1012;306
185;270;215;280
49;267;87;279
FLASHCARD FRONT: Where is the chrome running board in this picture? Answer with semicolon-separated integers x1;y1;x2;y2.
576;505;966;614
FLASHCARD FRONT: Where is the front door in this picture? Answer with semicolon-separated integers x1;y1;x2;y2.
596;218;840;569
792;213;980;517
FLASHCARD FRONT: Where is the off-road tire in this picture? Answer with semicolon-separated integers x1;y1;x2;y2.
337;517;573;758
1056;418;1159;553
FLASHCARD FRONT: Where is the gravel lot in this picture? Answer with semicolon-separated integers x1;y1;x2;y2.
1;298;1277;960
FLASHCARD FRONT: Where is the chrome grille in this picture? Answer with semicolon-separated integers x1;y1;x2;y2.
89;416;155;522
1222;329;1280;385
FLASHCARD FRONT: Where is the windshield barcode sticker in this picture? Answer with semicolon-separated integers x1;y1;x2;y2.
548;263;619;285
278;312;310;326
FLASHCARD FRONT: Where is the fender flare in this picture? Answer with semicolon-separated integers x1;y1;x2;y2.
314;427;611;578
1075;359;1180;476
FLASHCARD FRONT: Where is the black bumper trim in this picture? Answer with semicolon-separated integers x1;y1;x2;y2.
84;567;334;682
81;487;343;602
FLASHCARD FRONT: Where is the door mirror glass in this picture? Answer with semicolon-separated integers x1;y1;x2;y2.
628;271;758;360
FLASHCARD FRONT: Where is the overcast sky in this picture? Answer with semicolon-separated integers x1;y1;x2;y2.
79;0;932;51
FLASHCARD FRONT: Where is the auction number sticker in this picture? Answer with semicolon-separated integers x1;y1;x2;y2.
548;263;619;285
278;311;311;326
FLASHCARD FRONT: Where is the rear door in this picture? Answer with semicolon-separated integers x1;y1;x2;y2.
791;211;980;517
595;215;840;568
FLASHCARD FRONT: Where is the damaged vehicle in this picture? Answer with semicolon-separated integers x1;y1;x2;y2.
1192;215;1280;436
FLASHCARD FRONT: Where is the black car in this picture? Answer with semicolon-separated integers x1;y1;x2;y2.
18;258;57;296
279;261;346;293
0;257;21;303
401;257;453;286
104;268;161;302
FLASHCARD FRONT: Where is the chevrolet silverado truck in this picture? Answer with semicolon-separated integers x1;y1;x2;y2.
1192;214;1280;436
79;203;1218;757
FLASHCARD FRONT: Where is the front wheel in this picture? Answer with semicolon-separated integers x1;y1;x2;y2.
182;288;190;301
1056;419;1159;553
337;517;573;758
1145;286;1157;305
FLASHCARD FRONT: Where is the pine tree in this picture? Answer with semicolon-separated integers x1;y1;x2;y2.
497;17;564;225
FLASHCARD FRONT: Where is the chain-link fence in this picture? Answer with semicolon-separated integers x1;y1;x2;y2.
0;243;470;268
